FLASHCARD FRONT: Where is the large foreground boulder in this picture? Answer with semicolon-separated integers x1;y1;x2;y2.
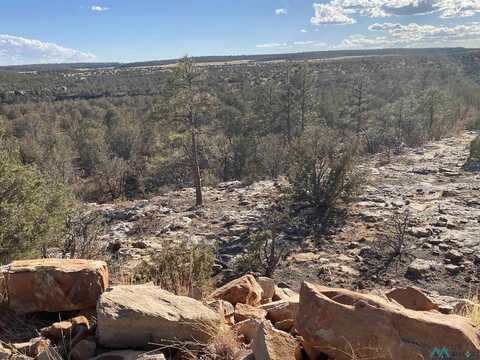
96;285;221;348
4;259;108;313
295;282;480;360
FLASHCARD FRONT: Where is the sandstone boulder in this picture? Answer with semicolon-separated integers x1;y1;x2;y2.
273;287;299;302
96;285;221;348
207;300;235;325
12;337;50;358
232;319;260;344
386;286;438;311
274;319;294;333
5;259;108;313
234;303;267;322
296;282;480;360
252;321;300;360
0;344;11;360
40;321;72;342
259;300;298;323
257;277;275;303
209;275;263;306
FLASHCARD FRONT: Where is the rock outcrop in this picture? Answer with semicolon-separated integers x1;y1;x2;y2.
4;259;108;313
295;281;480;360
96;285;221;348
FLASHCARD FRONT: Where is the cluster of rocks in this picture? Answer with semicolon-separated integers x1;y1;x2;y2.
1;259;480;360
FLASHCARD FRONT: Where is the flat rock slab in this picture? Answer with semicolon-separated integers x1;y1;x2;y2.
96;285;221;349
4;259;108;313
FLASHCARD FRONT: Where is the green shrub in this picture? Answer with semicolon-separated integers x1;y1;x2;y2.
136;239;215;296
234;229;286;277
288;127;364;222
0;141;73;263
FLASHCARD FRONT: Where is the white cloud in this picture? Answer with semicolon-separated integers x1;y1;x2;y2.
256;40;328;49
300;29;308;33
337;21;480;49
293;41;315;45
316;0;480;23
91;5;109;12
370;21;480;41
275;8;288;15
256;42;288;48
311;3;356;25
0;34;96;65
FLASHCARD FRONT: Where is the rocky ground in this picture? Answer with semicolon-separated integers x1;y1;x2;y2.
2;131;480;360
278;130;480;300
92;131;480;302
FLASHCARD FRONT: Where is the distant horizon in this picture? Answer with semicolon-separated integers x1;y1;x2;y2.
0;46;478;68
2;1;480;66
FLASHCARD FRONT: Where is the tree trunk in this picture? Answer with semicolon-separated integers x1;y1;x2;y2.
191;122;203;207
286;66;292;142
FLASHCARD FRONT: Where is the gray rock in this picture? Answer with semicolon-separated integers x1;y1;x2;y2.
445;264;462;274
445;250;463;264
406;259;437;279
96;285;221;348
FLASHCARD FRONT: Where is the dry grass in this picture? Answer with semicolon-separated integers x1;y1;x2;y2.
455;292;480;326
136;239;215;296
148;321;245;360
0;309;49;343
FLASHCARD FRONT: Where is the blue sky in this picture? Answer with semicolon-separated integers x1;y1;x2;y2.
1;0;480;65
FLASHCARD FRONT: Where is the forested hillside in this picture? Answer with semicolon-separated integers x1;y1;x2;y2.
1;50;479;204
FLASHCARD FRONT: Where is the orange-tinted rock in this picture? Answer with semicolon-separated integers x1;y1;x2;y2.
234;303;267;322
273;287;299;302
257;277;275;303
386;286;438;311
209;275;263;306
40;321;72;342
12;337;51;358
252;321;300;360
296;282;480;360
274;319;294;333
259;300;298;323
5;259;108;313
232;319;260;344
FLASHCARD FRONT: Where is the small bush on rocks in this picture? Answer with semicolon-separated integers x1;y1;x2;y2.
136;239;215;296
288;127;364;223
234;229;286;277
